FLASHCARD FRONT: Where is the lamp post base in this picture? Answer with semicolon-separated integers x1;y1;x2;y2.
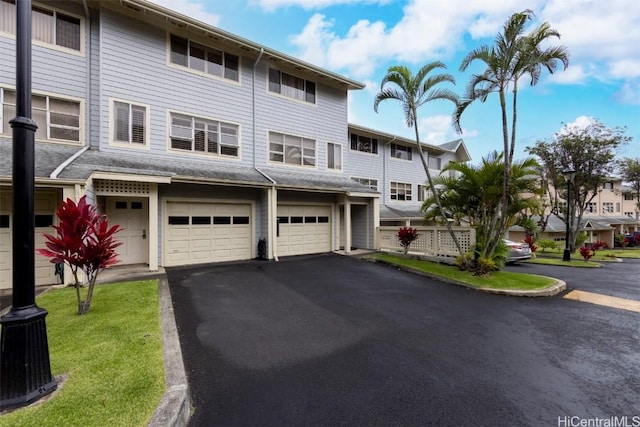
563;249;571;262
0;306;57;410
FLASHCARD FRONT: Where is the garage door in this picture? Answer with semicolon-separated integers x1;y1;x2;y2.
165;202;252;267
0;190;59;291
277;205;331;257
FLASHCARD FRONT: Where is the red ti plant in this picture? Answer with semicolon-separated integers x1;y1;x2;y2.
524;235;537;253
37;196;122;315
579;246;595;261
397;226;420;254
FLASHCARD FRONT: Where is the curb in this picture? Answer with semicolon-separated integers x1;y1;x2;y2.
148;276;191;427
371;258;566;297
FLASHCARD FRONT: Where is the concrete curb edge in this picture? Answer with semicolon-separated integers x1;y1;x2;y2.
148;275;191;426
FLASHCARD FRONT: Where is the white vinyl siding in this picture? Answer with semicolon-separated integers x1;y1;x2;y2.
327;142;342;170
268;68;316;104
170;113;239;157
1;88;81;143
391;181;412;201
169;34;239;81
112;100;147;146
0;1;82;52
269;131;316;167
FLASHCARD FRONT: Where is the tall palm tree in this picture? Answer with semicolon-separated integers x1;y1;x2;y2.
453;10;568;256
373;62;465;258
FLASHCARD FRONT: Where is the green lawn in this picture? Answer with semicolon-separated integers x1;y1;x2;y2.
0;280;165;427
371;253;556;291
525;256;602;267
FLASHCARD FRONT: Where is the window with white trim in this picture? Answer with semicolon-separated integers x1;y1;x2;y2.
391;143;412;161
428;156;442;170
169;34;239;81
0;1;81;51
418;184;433;202
585;202;596;213
350;133;378;154
170;113;239;157
269;131;315;167
391;182;412;201
113;101;146;145
603;182;614;190
351;177;378;191
327;142;342;170
268;68;315;103
1;88;80;143
625;212;634;217
602;202;614;214
624;193;635;201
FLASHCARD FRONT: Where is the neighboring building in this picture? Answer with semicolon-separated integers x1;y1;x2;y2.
0;0;470;289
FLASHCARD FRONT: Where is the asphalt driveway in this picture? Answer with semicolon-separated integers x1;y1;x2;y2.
167;254;640;427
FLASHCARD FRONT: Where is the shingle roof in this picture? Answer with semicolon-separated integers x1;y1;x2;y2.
0;139;85;180
260;168;379;193
380;204;423;220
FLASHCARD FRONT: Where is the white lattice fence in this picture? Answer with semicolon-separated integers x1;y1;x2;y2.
377;226;475;257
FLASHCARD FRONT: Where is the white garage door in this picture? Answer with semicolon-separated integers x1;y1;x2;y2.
277;205;331;257
165;202;252;267
0;190;59;291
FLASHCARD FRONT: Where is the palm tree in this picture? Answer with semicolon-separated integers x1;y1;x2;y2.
453;10;568;256
373;62;465;258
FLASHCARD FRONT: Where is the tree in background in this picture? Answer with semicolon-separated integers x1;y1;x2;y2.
422;151;541;271
453;10;568;258
38;196;122;315
527;119;630;252
374;62;466;260
618;157;640;216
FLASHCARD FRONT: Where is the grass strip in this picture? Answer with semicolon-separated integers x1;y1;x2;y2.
0;280;164;427
372;253;556;290
525;257;602;267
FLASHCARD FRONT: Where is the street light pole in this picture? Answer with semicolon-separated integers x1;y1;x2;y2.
562;168;576;262
0;0;57;410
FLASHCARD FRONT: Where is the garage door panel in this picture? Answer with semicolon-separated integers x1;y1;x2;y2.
165;202;252;266
277;205;331;257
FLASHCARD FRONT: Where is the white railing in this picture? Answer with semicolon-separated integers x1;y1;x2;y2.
377;226;476;258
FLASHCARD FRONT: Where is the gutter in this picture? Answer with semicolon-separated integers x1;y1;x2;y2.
50;145;89;179
252;48;264;169
82;0;91;150
254;167;278;261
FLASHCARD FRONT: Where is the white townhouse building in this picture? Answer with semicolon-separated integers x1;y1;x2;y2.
0;0;469;289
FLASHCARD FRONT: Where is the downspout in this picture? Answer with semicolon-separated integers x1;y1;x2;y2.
252;48;264;168
83;0;91;150
50;146;89;179
382;136;396;211
255;167;279;261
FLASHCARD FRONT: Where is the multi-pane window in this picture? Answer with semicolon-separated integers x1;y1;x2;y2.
1;88;80;143
170;34;239;81
625;212;635;218
351;177;378;191
0;1;81;51
391;143;412;161
269;131;315;167
113;101;146;145
417;185;432;202
602;202;614;214
170;113;239;157
603;182;614;190
327;142;342;170
624;193;635;201
428;156;442;170
586;202;597;213
391;182;412;201
268;68;316;103
350;133;378;154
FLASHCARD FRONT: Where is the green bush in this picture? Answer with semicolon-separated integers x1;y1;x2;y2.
537;239;558;253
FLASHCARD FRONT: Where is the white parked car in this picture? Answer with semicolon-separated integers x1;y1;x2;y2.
503;239;532;263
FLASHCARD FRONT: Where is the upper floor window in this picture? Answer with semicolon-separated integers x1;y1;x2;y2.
350;133;378;154
0;1;81;52
428;156;442;170
602;202;614;214
624;193;635;201
417;184;433;202
112;100;147;146
391;181;412;201
603;182;614;190
585;202;596;213
327;142;342;170
269;131;315;167
170;34;239;81
625;212;635;218
352;177;378;191
1;88;81;143
170;113;239;157
268;68;315;103
391;143;412;161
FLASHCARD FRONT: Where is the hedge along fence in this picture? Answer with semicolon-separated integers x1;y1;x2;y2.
377;226;476;258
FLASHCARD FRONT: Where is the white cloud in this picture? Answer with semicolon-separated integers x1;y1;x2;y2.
557;116;597;136
615;81;640;105
419;115;458;144
148;0;221;26
254;0;391;11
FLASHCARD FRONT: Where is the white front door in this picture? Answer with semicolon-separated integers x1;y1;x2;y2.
107;198;149;265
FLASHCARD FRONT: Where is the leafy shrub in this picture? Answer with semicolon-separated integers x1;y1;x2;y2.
524;235;537;253
575;232;588;248
579;246;595;260
397;226;419;254
615;234;629;249
537;239;557;253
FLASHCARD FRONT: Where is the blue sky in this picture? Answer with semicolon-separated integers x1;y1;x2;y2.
150;0;640;164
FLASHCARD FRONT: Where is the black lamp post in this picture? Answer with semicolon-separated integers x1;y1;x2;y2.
0;0;57;410
562;167;576;262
